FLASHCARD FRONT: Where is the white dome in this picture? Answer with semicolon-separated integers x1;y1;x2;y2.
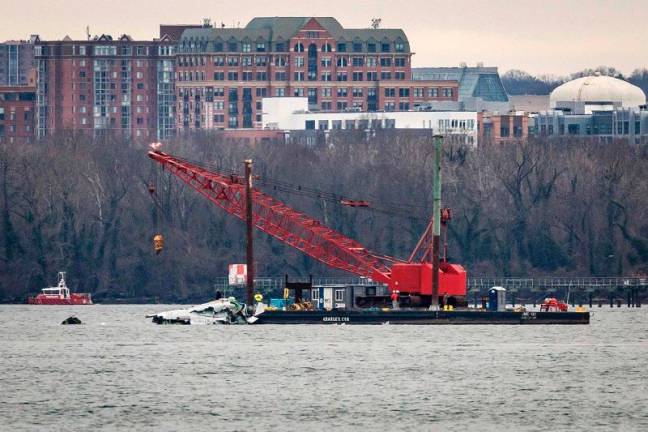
550;74;646;109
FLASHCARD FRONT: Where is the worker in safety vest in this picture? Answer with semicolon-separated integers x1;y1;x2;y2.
391;290;399;310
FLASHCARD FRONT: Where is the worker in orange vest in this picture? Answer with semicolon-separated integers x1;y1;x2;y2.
391;290;399;310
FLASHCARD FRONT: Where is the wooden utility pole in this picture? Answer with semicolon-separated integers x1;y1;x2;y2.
244;159;254;306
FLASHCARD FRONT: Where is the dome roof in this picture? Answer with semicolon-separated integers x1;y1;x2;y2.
550;74;646;109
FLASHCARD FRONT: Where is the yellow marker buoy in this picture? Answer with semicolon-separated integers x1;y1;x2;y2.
254;293;263;303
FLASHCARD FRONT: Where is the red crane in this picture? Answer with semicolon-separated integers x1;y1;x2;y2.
148;149;466;303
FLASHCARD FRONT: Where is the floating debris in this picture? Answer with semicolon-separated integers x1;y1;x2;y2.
61;316;82;325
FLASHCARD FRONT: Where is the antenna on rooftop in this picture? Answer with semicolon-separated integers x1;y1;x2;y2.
86;26;90;41
371;18;382;29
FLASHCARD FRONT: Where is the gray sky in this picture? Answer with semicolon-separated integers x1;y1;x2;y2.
3;0;648;76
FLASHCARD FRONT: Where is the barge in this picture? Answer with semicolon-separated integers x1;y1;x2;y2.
253;309;590;325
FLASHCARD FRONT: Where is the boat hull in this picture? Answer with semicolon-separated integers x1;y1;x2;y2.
27;294;93;305
254;309;590;325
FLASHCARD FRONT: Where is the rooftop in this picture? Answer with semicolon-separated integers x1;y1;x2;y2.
412;66;509;103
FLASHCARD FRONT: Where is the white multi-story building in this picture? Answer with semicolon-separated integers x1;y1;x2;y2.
261;97;479;145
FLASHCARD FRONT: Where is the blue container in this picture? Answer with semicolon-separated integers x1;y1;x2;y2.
488;287;506;311
269;298;287;308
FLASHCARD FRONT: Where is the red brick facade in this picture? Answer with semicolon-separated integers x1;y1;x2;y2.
176;17;459;130
0;85;35;143
34;35;177;140
479;112;530;143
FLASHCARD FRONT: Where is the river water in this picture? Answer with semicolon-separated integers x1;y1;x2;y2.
0;305;646;431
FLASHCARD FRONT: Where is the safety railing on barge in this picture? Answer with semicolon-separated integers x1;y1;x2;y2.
212;276;648;296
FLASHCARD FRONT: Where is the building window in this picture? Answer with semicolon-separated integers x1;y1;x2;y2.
395;41;405;52
321;101;332;110
399;102;409;110
294;72;304;81
352;87;363;97
227;72;238;80
335;289;344;301
429;88;438;97
295;57;304;67
367;43;376;53
443;88;453;98
381;43;390;52
322;43;332;52
380;57;392;67
336;72;348;81
337;43;347;52
381;72;392;80
395;57;406;67
294;88;304;97
256;71;267;81
398;88;410;97
366;57;377;67
384;88;395;97
275;71;286;81
337;101;348;111
294;43;304;52
352;42;363;52
213;71;224;80
337;87;348;97
305;120;315;130
394;71;406;80
242;56;252;66
332;120;342;129
228;42;237;52
311;289;319;300
413;88;423;97
321;57;332;67
321;72;331;81
256;42;265;52
336;57;348;67
366;72;377;81
352;57;364;67
321;87;332;97
275;88;285;97
275;42;286;52
318;120;328;130
384;102;395;111
241;42;251;52
352;72;363;81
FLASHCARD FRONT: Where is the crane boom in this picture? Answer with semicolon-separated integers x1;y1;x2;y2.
148;150;396;284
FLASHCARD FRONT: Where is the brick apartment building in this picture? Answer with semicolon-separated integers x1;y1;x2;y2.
34;34;178;140
0;37;37;86
175;17;459;130
0;85;36;143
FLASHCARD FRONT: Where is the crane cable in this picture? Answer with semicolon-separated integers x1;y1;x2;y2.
164;154;430;221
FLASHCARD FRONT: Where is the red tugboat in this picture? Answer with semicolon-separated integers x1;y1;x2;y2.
27;272;93;305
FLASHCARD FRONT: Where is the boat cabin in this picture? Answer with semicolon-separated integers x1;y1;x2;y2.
41;272;70;299
309;284;390;310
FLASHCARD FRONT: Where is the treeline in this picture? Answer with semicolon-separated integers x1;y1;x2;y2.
1;132;647;302
502;66;648;96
